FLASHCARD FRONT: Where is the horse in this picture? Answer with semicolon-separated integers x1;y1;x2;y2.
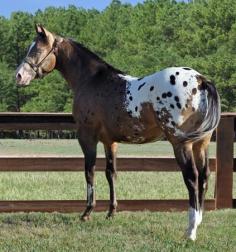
16;25;221;241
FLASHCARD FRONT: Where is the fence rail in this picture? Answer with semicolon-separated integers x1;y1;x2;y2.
0;112;235;212
0;200;216;213
0;156;217;172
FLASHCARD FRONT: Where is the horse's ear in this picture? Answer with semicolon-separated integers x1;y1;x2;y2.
35;24;46;38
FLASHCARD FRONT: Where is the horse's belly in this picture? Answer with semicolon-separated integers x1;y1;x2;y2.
111;110;164;144
116;126;164;144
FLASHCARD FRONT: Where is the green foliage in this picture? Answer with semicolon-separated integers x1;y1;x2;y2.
20;72;70;112
0;61;19;111
0;0;236;112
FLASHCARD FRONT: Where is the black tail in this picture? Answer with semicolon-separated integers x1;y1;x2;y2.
184;77;221;141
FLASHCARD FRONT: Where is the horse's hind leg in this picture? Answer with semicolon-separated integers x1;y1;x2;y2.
78;132;98;221
104;142;118;218
192;135;212;226
173;142;200;241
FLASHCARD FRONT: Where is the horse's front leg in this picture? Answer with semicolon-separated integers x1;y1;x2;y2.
104;142;118;218
174;143;201;241
78;133;98;221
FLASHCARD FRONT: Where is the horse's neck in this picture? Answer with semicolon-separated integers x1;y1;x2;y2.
55;40;122;92
55;41;89;91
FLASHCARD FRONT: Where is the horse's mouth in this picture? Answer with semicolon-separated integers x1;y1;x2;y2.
16;78;31;87
16;83;30;88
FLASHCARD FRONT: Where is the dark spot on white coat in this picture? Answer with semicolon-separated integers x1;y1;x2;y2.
162;93;167;98
176;103;181;109
167;91;172;97
138;82;146;91
192;88;197;95
183;81;188;87
170;75;176;85
174;96;179;102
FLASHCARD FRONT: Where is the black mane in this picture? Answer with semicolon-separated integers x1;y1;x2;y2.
68;39;123;74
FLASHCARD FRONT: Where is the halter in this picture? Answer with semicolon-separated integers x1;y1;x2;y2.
23;41;56;74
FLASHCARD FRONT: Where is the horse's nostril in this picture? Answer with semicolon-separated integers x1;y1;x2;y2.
16;73;22;82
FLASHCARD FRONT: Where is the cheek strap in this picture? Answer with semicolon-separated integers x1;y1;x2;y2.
23;40;58;74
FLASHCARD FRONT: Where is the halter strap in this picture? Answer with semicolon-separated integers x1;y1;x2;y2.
23;43;56;74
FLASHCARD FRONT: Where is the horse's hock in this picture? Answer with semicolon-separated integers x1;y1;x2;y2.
0;112;235;212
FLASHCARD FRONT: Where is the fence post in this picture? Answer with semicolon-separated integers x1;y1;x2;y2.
215;116;234;209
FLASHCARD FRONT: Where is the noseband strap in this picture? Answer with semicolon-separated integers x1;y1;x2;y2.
24;43;56;74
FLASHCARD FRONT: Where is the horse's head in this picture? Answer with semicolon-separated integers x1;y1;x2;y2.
16;25;62;86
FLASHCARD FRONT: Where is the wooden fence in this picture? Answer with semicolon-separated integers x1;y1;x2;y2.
0;112;235;212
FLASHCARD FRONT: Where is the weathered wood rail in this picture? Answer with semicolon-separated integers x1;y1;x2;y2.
0;112;235;212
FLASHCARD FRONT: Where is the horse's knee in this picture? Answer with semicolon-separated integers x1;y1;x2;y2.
105;167;117;180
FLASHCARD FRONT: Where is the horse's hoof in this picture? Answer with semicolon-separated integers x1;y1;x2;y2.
185;228;197;241
106;206;117;219
187;234;196;241
80;215;91;222
106;212;115;219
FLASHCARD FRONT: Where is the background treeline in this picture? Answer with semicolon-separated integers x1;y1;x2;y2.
0;0;236;113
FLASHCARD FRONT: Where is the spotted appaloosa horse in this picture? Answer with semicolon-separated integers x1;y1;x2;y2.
16;25;221;241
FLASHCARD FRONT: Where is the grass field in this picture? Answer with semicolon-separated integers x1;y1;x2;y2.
1;139;236;157
0;139;235;251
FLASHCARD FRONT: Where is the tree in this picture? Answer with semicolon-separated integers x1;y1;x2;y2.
0;61;19;111
0;0;235;112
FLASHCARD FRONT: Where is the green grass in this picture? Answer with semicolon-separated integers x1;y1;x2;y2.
0;139;222;157
0;172;217;200
0;211;235;252
0;171;218;200
0;139;235;251
0;139;177;157
0;139;236;157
